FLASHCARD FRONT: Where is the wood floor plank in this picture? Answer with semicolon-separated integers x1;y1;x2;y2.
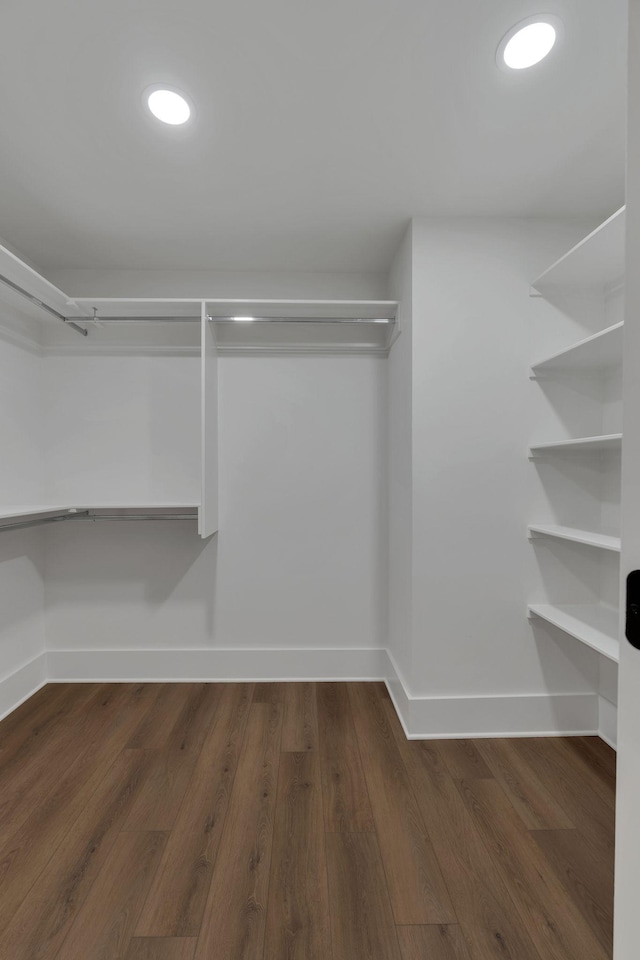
569;736;616;785
383;701;544;960
193;701;283;960
124;938;197;960
135;683;254;937
281;682;317;751
0;682;104;805
122;683;234;832
396;925;473;960
126;683;195;750
316;682;374;832
0;683;91;765
326;831;402;960
532;828;614;955
546;737;616;810
437;739;494;780
53;831;166;960
457;777;610;960
253;682;287;704
349;683;456;924
476;739;574;830
0;686;161;936
0;683;157;849
264;751;331;960
511;738;615;839
0;749;154;960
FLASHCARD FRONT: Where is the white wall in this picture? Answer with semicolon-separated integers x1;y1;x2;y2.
410;219;598;696
385;217;606;735
0;313;47;714
42;351;201;505
43;352;387;669
44;267;387;301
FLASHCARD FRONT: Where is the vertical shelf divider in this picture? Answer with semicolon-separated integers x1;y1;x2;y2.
200;300;219;538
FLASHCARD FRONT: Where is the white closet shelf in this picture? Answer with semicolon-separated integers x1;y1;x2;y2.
61;297;399;355
69;297;399;320
528;603;620;662
529;434;622;456
530;322;624;377
528;524;621;552
531;206;625;295
0;504;200;532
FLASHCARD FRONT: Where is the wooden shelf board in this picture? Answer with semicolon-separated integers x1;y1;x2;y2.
531;207;626;294
529;434;622;455
528;524;621;552
531;322;624;377
528;603;620;662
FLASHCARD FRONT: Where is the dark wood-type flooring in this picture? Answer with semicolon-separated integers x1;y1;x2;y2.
0;681;615;959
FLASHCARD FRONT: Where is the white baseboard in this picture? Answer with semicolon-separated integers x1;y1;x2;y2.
46;646;388;682
384;651;600;739
598;695;618;750
0;653;47;722
2;647;606;744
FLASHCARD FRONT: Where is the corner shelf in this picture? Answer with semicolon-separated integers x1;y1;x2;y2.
528;524;621;553
530;322;623;378
528;603;620;662
529;434;622;456
531;207;625;296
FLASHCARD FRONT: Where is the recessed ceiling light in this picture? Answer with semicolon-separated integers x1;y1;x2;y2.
497;16;561;70
145;86;192;125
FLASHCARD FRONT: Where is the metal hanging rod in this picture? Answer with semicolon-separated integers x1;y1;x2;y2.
63;315;394;325
67;513;198;522
0;515;76;533
0;271;88;336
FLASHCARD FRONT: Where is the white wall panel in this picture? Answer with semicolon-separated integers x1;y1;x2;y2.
43;352;200;505
44;355;386;654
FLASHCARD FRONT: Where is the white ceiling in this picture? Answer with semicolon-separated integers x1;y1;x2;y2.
0;0;627;275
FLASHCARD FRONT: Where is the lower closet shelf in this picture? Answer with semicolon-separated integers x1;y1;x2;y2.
528;602;620;662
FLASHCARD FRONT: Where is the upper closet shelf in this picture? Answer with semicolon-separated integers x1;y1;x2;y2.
528;524;621;552
530;322;624;378
66;297;400;354
0;242;89;335
529;434;622;456
531;206;625;296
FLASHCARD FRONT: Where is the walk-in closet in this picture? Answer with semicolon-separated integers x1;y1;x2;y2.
0;1;639;958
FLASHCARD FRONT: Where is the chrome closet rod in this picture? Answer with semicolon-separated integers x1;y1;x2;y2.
0;271;88;336
0;515;79;533
67;514;198;522
63;315;394;324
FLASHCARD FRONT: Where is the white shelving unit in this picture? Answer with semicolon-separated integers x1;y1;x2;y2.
529;211;624;737
528;603;620;662
528;524;621;553
531;206;625;295
530;321;624;377
529;434;622;456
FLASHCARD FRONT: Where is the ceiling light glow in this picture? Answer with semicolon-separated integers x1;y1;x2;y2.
146;87;191;125
233;316;255;322
498;17;560;70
